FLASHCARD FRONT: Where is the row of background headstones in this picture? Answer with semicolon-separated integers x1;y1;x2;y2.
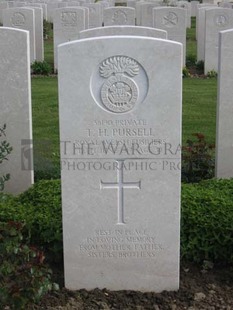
196;4;233;73
2;1;233;71
0;0;227;23
1;3;191;67
0;0;192;25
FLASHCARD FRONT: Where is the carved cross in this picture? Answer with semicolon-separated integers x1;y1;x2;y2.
100;160;141;225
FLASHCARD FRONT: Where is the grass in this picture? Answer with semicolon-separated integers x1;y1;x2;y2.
31;18;217;179
44;20;54;68
31;77;60;179
186;17;197;59
182;78;217;144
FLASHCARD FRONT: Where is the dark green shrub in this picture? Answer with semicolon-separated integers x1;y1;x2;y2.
31;61;52;75
0;124;13;191
0;180;62;263
43;20;53;39
186;54;196;68
182;67;191;78
196;60;204;74
182;133;215;183
207;70;218;78
0;221;58;309
181;179;233;265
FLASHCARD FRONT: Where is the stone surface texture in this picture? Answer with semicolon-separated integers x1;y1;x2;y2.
58;36;182;292
216;29;233;178
79;25;167;39
0;27;33;194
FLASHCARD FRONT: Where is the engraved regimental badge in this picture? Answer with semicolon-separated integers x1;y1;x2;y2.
91;55;148;113
99;56;139;113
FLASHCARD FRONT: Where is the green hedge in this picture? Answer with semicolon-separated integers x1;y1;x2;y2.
0;179;232;265
0;180;62;263
181;179;233;264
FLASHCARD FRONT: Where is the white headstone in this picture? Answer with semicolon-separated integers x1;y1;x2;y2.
0;27;34;194
204;8;233;74
26;3;47;21
176;1;191;28
191;1;199;17
58;35;182;292
127;0;136;9
103;7;136;25
219;2;233;8
196;7;210;61
79;25;167;39
53;7;86;71
139;2;161;27
153;7;187;65
66;1;81;7
46;2;59;22
203;0;216;4
196;3;217;38
31;7;44;61
3;7;36;62
0;2;8;24
216;29;233;178
12;2;27;8
82;3;102;28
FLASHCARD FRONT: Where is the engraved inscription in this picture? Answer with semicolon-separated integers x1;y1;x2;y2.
61;12;78;27
100;159;141;224
163;12;178;28
11;12;26;27
214;14;228;27
112;10;127;24
99;56;139;113
79;228;164;259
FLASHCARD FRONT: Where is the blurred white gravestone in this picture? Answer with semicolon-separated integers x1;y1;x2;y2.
176;1;191;28
216;29;233;178
58;36;182;292
204;8;233;74
103;7;136;25
25;3;47;21
0;2;8;24
0;27;34;195
82;3;102;28
139;2;160;27
53;7;86;71
31;7;44;61
79;25;167;39
197;7;208;61
153;7;187;66
191;1;199;17
3;7;36;62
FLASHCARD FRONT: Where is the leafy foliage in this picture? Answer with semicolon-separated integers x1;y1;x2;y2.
182;133;215;183
0;221;58;309
207;70;218;78
0;180;62;264
186;54;196;68
183;67;191;78
43;20;53;39
31;61;52;76
196;60;204;74
181;179;233;265
0;124;12;191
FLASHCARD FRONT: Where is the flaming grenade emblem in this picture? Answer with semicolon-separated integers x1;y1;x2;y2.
99;56;139;113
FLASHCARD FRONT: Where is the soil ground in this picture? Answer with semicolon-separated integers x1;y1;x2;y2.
28;263;233;309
